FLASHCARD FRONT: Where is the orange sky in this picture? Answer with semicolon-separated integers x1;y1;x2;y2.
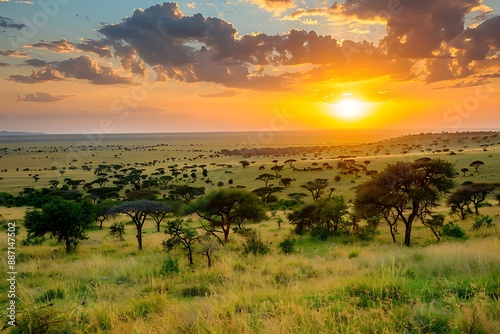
0;1;499;134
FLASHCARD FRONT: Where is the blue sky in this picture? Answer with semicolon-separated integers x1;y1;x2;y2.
1;1;499;134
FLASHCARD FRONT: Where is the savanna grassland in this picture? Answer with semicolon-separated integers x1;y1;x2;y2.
1;130;500;333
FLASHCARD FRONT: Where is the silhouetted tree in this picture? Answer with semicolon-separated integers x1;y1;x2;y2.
255;173;275;187
470;160;484;172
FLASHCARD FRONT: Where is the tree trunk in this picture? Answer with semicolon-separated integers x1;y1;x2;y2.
404;222;412;247
156;222;160;233
65;237;71;253
187;246;193;265
136;225;143;250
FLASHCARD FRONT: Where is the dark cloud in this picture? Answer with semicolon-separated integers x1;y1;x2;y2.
17;91;75;102
450;16;500;60
54;56;133;85
199;91;238;98
24;59;50;67
97;3;388;89
75;39;113;58
9;67;64;84
287;0;490;58
0;16;26;30
0;49;29;58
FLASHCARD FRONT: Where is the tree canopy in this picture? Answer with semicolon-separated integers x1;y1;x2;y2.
24;198;95;253
106;200;173;250
189;189;266;245
354;159;455;246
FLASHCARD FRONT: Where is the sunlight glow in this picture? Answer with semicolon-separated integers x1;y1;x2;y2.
330;98;368;120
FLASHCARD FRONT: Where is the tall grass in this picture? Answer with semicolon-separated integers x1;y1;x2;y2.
2;224;499;333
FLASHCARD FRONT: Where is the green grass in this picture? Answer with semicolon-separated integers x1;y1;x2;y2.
1;131;500;333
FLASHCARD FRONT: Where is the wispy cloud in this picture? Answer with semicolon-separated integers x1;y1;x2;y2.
199;91;238;98
17;91;75;102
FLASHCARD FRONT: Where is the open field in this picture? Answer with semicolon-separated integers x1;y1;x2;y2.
1;130;500;333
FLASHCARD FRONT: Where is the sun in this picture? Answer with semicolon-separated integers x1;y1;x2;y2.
331;98;367;120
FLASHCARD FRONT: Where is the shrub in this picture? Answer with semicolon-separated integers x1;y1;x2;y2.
109;221;125;241
348;250;360;259
278;237;296;254
472;215;494;230
311;226;329;241
160;256;180;276
243;234;270;255
442;222;465;238
22;234;46;246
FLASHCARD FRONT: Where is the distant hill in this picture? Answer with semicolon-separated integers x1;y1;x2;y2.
0;131;45;136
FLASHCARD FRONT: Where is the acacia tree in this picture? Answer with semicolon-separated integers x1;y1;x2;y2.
301;178;328;201
24;198;95;253
106;200;171;250
470;160;484;172
447;183;499;216
255;173;275;187
190;189;266;245
163;219;200;265
354;159;455;246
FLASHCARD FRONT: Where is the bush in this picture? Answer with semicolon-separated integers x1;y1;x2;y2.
442;222;465;238
278;237;296;254
472;215;494;230
109;221;126;241
311;226;329;241
243;234;270;255
22;234;46;246
160;256;180;276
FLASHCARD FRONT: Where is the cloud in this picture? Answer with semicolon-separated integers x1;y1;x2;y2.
0;49;29;58
9;67;64;84
24;59;50;67
199;91;238;98
54;56;134;85
75;39;113;58
17;91;75;102
26;38;74;52
0;16;26;29
450;16;500;60
97;3;387;89
245;0;296;15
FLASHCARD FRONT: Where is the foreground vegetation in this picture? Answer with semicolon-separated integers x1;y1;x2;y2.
1;217;499;333
1;131;499;333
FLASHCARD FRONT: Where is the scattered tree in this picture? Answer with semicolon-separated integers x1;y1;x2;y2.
109;221;126;241
163;219;200;265
255;173;275;187
354;159;455;246
24;198;95;253
106;200;172;250
301;178;328;201
461;168;469;177
470;160;484;172
189;189;266;245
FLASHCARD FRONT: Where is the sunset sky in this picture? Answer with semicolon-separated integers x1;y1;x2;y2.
0;0;499;134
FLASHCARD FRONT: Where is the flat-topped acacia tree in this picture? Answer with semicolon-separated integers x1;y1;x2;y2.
106;200;173;250
354;159;455;246
189;189;266;245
